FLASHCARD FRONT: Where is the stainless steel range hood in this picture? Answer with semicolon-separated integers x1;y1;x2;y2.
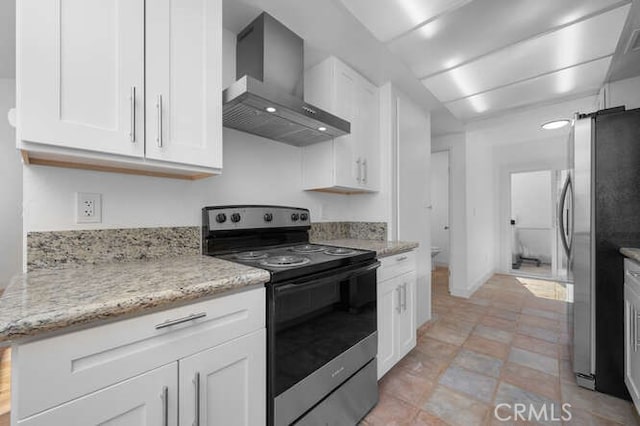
223;13;350;146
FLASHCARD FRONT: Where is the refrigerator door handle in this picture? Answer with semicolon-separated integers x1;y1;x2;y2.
559;175;572;257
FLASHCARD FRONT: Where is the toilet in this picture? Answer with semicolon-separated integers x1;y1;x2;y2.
430;247;441;271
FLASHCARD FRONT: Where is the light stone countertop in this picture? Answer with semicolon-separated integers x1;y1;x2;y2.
314;239;419;258
621;248;640;264
0;256;270;343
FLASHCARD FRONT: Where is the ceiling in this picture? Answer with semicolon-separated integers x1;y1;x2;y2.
341;0;639;124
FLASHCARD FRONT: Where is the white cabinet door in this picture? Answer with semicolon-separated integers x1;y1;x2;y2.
145;0;222;169
377;277;399;379
357;81;380;191
179;329;266;426
18;0;144;157
625;283;640;411
18;364;177;426
397;272;417;359
332;61;359;189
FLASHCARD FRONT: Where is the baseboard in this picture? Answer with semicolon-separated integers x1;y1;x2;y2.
449;268;495;298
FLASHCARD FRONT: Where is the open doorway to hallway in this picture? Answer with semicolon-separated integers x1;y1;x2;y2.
509;169;569;281
430;150;451;291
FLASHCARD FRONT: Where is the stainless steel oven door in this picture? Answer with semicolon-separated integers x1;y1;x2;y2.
269;260;379;426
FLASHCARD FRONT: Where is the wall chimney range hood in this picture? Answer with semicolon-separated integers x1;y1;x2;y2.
223;13;350;146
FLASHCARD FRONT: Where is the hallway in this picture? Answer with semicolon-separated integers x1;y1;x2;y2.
362;267;639;425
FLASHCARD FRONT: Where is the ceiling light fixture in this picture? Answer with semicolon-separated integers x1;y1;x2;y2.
265;107;277;113
318;127;327;132
541;119;570;130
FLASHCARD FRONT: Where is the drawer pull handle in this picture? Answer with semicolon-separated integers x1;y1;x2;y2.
396;256;408;262
396;287;402;314
635;307;640;353
155;312;207;329
161;386;168;426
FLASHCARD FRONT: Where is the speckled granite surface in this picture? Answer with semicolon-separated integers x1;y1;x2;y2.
27;227;200;271
314;239;418;258
621;248;640;263
0;256;269;342
310;222;386;241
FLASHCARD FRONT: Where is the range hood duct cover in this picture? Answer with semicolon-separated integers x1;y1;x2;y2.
223;13;350;146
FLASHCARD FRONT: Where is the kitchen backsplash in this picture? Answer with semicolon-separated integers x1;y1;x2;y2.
27;222;387;270
27;227;200;271
310;222;387;241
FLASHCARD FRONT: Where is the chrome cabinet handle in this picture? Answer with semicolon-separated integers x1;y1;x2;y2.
396;287;402;314
396;256;408;262
161;386;168;426
401;283;407;311
362;158;367;184
156;94;163;148
193;372;201;426
635;306;639;353
356;158;362;183
130;86;136;143
155;312;206;329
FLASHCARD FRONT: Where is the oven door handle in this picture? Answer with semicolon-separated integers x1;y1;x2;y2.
275;261;380;294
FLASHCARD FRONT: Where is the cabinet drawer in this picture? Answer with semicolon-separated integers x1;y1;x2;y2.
625;259;640;291
15;288;265;420
379;251;416;282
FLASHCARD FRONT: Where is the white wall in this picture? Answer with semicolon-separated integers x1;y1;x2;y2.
602;75;640;110
430;151;449;265
0;78;22;288
464;132;497;294
431;133;467;295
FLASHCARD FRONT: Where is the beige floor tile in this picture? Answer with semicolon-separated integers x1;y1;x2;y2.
512;333;559;359
463;334;510;360
500;362;561;402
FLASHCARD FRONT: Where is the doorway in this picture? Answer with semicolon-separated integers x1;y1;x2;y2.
509;170;555;278
430;150;450;290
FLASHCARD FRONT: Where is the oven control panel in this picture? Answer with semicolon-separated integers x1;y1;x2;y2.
203;205;311;230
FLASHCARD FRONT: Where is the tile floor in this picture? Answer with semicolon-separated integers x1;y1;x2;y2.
361;267;640;425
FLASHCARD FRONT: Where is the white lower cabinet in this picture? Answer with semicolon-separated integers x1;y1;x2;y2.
377;252;417;379
12;288;266;426
179;329;266;426
18;364;178;426
624;259;640;414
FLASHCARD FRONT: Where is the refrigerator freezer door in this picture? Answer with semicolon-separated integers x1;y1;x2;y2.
572;116;596;387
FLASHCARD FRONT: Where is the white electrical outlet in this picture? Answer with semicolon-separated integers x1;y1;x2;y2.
76;193;102;223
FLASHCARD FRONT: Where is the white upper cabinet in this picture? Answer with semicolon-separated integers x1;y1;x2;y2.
303;57;380;193
18;0;145;158
17;0;222;179
145;0;222;169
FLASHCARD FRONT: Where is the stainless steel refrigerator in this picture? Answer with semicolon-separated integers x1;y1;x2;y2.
560;106;640;399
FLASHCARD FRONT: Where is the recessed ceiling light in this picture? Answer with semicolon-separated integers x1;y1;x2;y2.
318;127;327;132
265;107;277;113
541;119;570;130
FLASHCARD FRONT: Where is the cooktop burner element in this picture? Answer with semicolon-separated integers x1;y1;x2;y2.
235;251;268;260
324;247;356;256
260;255;311;268
290;244;325;253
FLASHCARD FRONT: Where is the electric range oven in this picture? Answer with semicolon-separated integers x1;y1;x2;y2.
202;205;379;425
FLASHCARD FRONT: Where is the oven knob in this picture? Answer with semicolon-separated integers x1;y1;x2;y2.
215;213;227;223
264;213;273;222
291;213;299;221
300;213;308;221
231;213;241;223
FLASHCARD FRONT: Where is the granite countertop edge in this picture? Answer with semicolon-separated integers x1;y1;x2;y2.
313;239;419;257
621;248;640;263
0;256;271;343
